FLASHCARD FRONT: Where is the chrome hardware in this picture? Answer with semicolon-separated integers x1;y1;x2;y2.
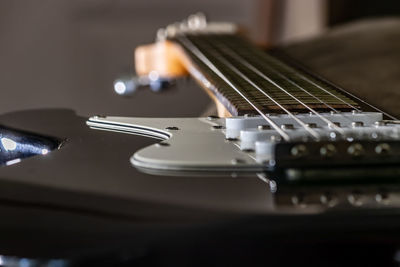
156;142;170;147
281;124;294;130
212;125;224;130
320;144;337;157
114;75;175;96
374;121;387;127
375;143;391;154
187;13;207;30
165;126;179;131
231;158;246;164
306;123;318;128
258;125;271;130
207;115;219;120
328;122;341;128
347;143;364;157
290;145;307;157
320;193;338;207
291;194;306;207
351;121;364;128
348;191;363;206
375;191;390;204
156;13;237;41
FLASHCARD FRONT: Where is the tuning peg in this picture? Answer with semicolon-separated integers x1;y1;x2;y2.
187;13;207;29
113;76;139;96
114;72;175;97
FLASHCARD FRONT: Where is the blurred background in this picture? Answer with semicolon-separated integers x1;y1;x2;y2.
1;0;400;118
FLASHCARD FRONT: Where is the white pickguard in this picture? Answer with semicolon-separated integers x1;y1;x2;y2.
86;116;264;173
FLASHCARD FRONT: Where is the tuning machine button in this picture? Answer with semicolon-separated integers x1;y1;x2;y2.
187;13;207;29
114;73;175;96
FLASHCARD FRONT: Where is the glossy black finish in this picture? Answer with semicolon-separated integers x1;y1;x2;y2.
0;125;60;167
0;109;400;266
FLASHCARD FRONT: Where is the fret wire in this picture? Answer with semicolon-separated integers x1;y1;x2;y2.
214;36;355;105
208;37;350;125
306;67;400;121
212;35;361;123
214;43;345;134
187;35;356;112
177;35;291;141
183;35;321;139
224;36;361;111
200;45;321;140
220;45;340;113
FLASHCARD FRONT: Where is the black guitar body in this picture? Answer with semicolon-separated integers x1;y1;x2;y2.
0;108;399;266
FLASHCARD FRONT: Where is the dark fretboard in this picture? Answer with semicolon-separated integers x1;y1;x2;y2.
174;34;359;116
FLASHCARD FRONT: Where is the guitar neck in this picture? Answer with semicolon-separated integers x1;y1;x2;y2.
174;33;359;116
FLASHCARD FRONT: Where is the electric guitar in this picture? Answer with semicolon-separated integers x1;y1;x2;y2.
1;13;400;265
89;13;400;183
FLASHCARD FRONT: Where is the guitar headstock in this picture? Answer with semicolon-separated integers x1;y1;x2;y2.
134;13;238;78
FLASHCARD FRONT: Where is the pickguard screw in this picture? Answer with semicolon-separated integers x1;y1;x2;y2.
231;158;245;164
212;125;225;129
165;126;179;130
207;115;219;120
156;142;170;147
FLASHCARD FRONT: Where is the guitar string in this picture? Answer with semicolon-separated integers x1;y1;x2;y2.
249;45;362;112
214;43;346;135
304;70;399;120
195;35;356;127
201;44;321;140
212;35;356;121
177;36;291;141
215;40;341;113
178;35;321;140
216;35;397;125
